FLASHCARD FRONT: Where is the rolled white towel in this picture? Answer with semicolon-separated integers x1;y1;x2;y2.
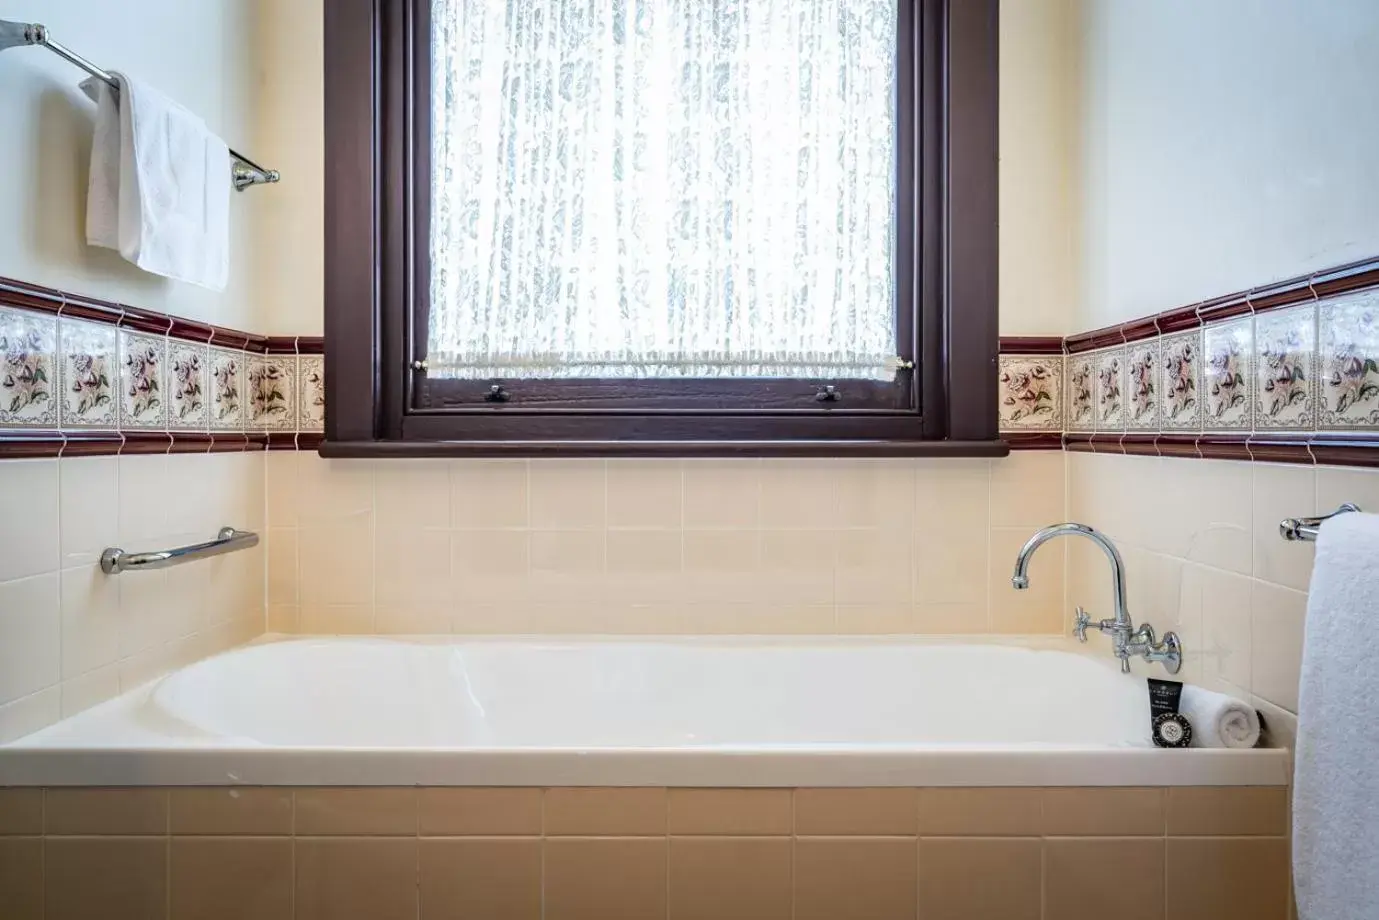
1179;685;1261;749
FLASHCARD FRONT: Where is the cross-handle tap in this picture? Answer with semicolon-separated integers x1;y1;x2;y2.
1012;523;1183;675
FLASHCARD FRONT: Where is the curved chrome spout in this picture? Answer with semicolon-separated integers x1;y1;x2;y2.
1011;523;1130;630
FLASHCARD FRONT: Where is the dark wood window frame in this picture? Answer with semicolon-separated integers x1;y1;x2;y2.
322;0;1004;457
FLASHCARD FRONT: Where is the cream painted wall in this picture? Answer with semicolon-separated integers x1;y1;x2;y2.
0;1;268;740
0;0;265;329
1076;0;1379;328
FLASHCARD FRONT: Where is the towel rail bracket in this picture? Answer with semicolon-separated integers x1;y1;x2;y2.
1280;503;1362;543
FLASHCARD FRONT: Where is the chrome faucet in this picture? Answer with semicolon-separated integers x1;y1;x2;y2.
1011;523;1182;675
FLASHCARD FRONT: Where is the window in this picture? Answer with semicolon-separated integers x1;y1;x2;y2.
323;0;1000;455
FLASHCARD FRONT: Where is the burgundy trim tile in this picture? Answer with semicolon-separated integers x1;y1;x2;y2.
1197;434;1252;462
265;336;299;355
1154;305;1203;334
242;334;271;354
1196;290;1252;325
1120;317;1160;346
0;277;63;315
117;305;172;335
1155;434;1201;459
1003;432;1063;450
1311;256;1379;300
168;318;216;345
1089;433;1125;453
266;431;298;449
998;336;1063;356
59;292;123;325
1064;432;1095;453
1120;433;1159;456
209;326;254;350
1065;324;1126;354
1309;434;1379;468
167;432;214;454
60;430;124;457
0;429;64;458
297;431;325;451
119;431;173;454
208;432;250;452
297;336;326;355
1247;434;1314;466
1248;275;1316;316
245;433;269;452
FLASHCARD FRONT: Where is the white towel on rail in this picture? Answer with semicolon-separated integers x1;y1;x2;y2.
81;72;230;292
1294;511;1379;920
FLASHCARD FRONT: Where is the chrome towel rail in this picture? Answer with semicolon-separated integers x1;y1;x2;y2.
1280;504;1362;542
0;20;280;190
101;527;259;575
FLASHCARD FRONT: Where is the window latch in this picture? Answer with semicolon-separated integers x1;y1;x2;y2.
484;384;511;403
814;385;842;403
411;359;428;372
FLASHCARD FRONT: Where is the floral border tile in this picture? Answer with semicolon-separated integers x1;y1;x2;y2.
59;318;118;428
0;306;58;427
247;355;297;430
209;347;246;430
167;342;210;430
1125;339;1159;430
1202;317;1253;431
1319;290;1379;429
1065;354;1095;432
1158;330;1201;431
118;330;167;429
1092;347;1126;431
298;356;325;432
1255;304;1316;431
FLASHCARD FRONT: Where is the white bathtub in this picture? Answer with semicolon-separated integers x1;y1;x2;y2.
0;636;1288;787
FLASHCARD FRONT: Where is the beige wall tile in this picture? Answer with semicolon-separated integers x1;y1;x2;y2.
0;574;60;707
917;838;1041;920
1252;463;1317;591
913;602;990;634
0;459;60;583
169;788;293;835
170;837;292;920
0;683;59;744
915;522;988;607
667;789;792;836
295;456;374;525
760;460;836;529
1166;837;1290;920
45;788;168;835
1042;787;1164;836
0;789;43;835
835;530;914;606
419;788;543;836
990;450;1066;528
669;837;791;920
0;837;42;920
451;460;528;529
1166;787;1289;837
545;787;667;836
795;788;918;836
760;530;834;606
45;837;167;920
376;529;452;607
59;565;121;680
607;460;683;529
294;788;417;835
794;837;918;920
264;451;300;528
835;460;916;530
544;838;667;920
918;787;1043;836
420;838;541;920
682;460;760;529
265;528;298;605
528;460;606;529
298;603;375;634
452;530;529;604
295;838;418;920
836;603;914;634
59;456;119;569
1182;564;1254;693
1046;837;1164;920
527;531;607;603
1250;581;1307;712
298;518;373;607
375;459;451;532
1163;459;1254;575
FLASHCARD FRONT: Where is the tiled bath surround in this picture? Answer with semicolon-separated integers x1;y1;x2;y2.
0;453;265;743
0;785;1292;920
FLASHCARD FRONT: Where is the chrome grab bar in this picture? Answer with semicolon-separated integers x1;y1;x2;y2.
100;527;259;574
1280;503;1361;542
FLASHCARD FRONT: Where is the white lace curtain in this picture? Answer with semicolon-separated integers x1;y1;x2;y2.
428;0;898;380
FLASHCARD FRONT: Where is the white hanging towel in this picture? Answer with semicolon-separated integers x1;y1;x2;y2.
81;73;230;292
1294;511;1379;920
